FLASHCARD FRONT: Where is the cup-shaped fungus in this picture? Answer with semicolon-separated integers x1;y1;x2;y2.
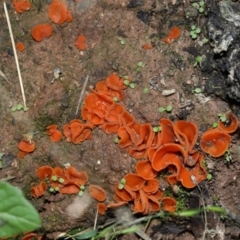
89;185;107;202
31;181;47;198
200;128;231;157
49;0;68;24
37;165;53;180
16;42;25;52
47;124;63;142
13;0;31;14
218;112;239;134
135;159;158;180
75;35;87;50
143;179;159;194
124;173;146;191
31;24;53;42
161;197;177;212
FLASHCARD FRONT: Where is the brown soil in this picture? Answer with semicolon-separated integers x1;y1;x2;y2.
0;0;240;239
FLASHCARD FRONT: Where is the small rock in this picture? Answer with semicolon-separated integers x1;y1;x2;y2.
127;0;144;8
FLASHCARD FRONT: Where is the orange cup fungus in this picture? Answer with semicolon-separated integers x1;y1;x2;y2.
163;26;181;44
13;0;31;14
31;24;53;42
17;139;36;158
218;112;239;134
200;128;231;157
75;35;87;50
46;124;63;142
31;181;47;198
142;43;153;50
16;42;25;52
89;184;107;202
48;0;72;24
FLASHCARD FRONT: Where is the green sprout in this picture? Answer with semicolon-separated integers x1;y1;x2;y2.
153;126;162;132
218;113;227;122
118;37;125;45
194;55;203;67
51;175;58;181
113;97;118;102
123;77;135;89
129;83;135;89
118;178;126;190
207;173;212;181
136;61;143;72
58;178;64;183
212;122;218;128
78;185;85;196
114;137;120;144
49;187;55;193
190;25;201;40
143;87;149;94
192;1;206;14
11;104;29;112
158;105;173;113
225;149;231;162
192;87;202;94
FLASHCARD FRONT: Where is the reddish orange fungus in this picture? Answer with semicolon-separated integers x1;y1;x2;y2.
31;24;53;42
16;42;25;52
13;0;31;14
31;181;47;198
47;124;63;142
49;0;68;24
75;35;87;50
218;112;239;134
200;128;231;157
89;185;107;202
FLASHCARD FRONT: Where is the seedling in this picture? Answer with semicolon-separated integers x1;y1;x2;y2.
143;87;149;94
212;122;218;128
194;55;203;67
218;113;226;122
118;178;126;190
225;149;231;162
158;105;173;113
136;61;143;72
113;97;118;102
114;137;120;144
153;126;162;132
79;185;85;196
207;173;212;180
118;37;125;45
192;87;202;94
192;1;206;14
11;104;29;112
190;25;201;40
123;76;136;89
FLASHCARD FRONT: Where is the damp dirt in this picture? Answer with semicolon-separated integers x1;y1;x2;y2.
0;0;240;239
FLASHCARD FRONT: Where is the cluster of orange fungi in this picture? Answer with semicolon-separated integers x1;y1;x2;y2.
163;26;181;44
13;0;31;14
31;165;88;197
18;73;239;215
12;0;85;49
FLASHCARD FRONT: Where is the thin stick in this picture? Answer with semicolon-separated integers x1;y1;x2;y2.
75;75;89;115
3;2;27;108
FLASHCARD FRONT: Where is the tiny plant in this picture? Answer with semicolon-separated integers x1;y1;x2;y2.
212;122;218;128
158;105;173;113
136;61;143;72
225;149;231;162
118;37;125;45
194;55;203;67
192;1;206;14
114;137;120;144
11;104;29;112
218;113;226;122
79;185;85;196
192;87;202;94
123;76;135;89
207;173;212;181
190;25;201;40
143;87;149;94
153;126;161;132
118;178;126;190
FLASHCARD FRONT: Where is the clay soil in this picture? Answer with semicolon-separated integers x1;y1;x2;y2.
1;0;240;239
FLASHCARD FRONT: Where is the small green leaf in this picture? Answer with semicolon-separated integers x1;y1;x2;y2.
11;106;17;112
196;56;202;63
206;206;226;214
114;137;120;144
23;107;29;112
191;33;197;39
137;61;143;67
58;178;64;183
199;1;205;7
118;183;124;190
176;209;200;217
166;105;172;112
199;7;204;13
16;104;23;110
143;87;149;94
193;87;202;94
220;115;226;122
51;175;58;181
153;126;160;132
129;83;135;89
191;25;196;30
120;178;126;185
212;122;218;128
80;185;85;191
54;187;59;191
158;107;166;113
192;3;198;8
0;152;5;159
123;75;129;79
78;190;84;196
195;28;201;34
49;187;55;192
124;80;130;85
207;174;212;180
120;40;125;45
0;181;41;237
113;97;118;102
